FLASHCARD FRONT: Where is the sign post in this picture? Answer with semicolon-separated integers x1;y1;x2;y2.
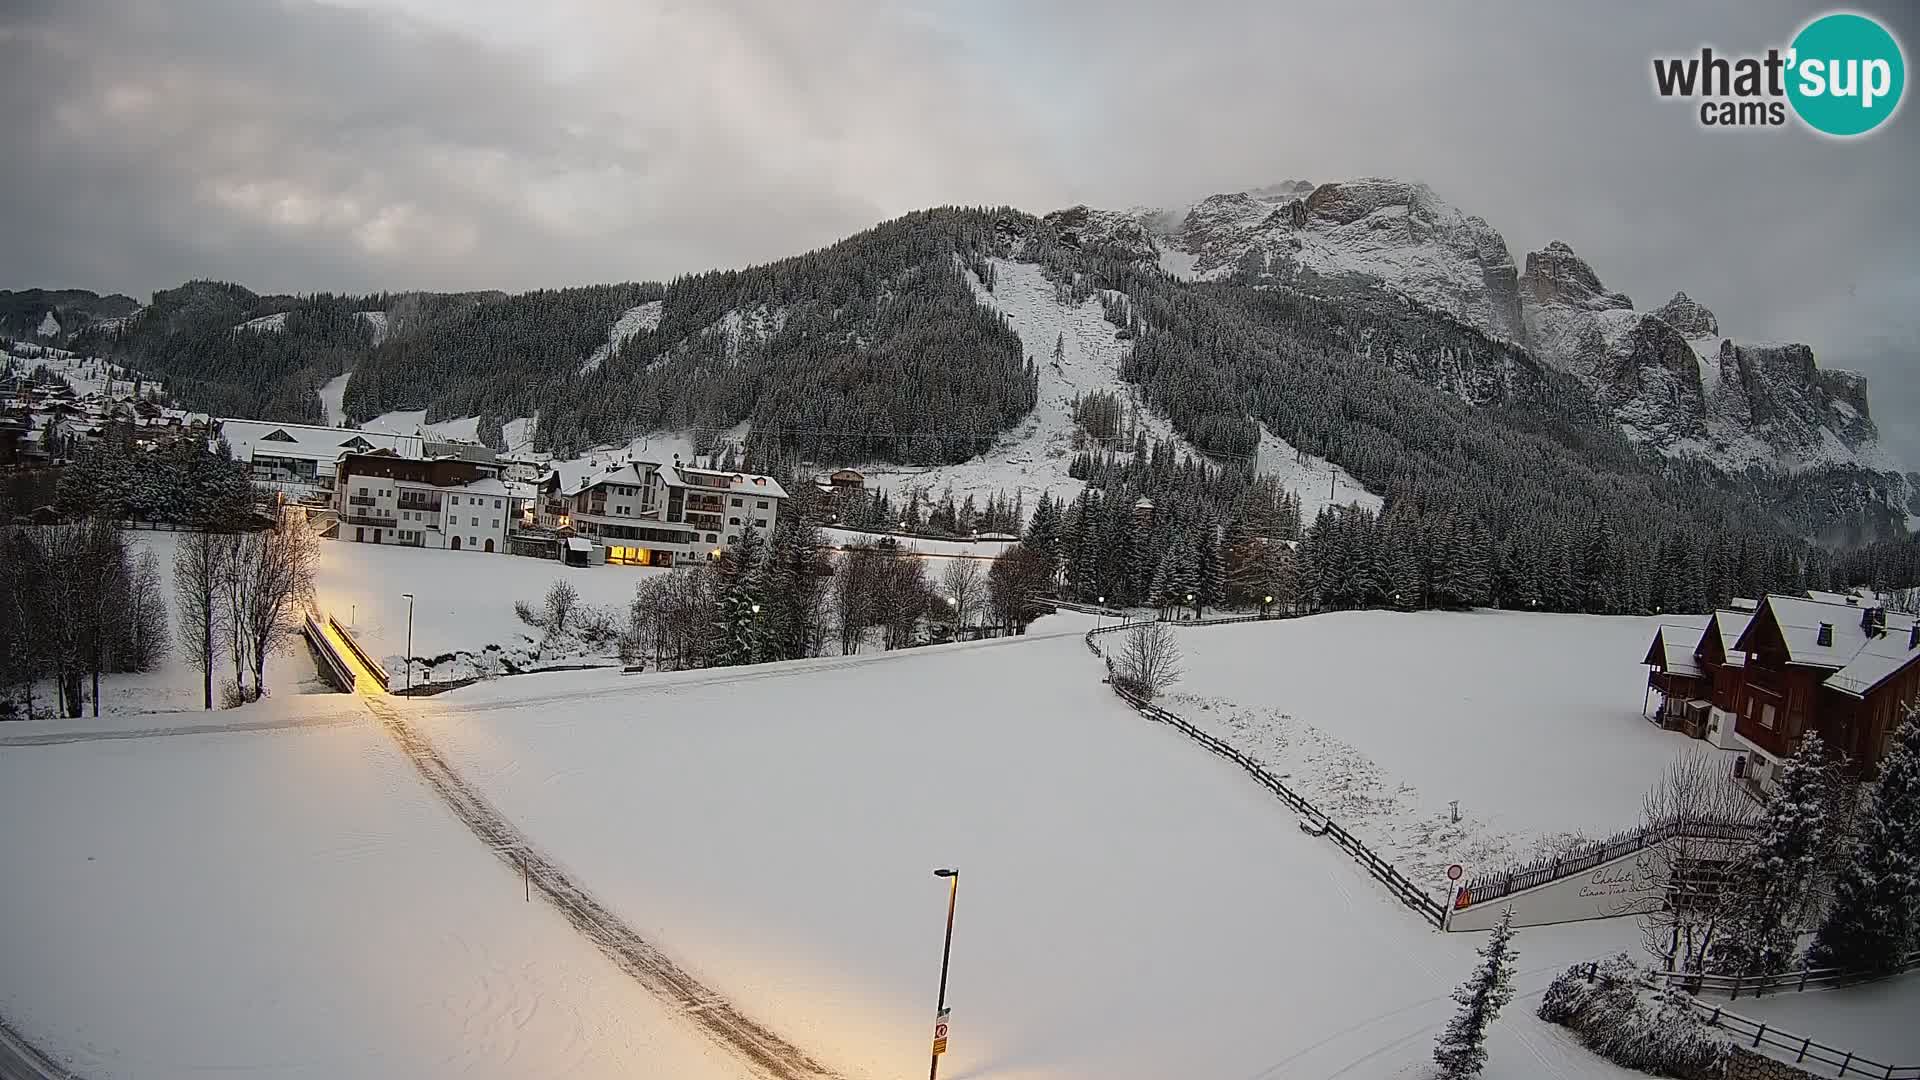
931;1008;950;1058
1442;864;1464;932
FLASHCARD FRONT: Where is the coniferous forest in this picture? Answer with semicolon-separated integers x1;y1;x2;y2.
56;206;1920;614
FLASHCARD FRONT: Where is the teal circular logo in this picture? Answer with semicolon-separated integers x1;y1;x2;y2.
1787;13;1905;136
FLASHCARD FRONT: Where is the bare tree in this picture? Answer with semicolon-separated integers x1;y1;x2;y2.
544;579;580;635
119;548;172;672
77;520;133;717
1639;753;1760;973
987;543;1051;634
876;555;933;650
941;559;984;630
1115;620;1183;698
174;530;229;710
237;520;317;697
834;544;883;654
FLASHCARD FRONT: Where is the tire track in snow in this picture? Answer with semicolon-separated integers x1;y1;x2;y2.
361;695;845;1080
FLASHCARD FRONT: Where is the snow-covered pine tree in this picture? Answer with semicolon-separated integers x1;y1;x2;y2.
1707;733;1836;976
1809;707;1920;973
711;526;767;667
1434;907;1519;1078
1025;494;1062;577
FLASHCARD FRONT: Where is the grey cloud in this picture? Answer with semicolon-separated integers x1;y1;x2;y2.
3;0;1915;463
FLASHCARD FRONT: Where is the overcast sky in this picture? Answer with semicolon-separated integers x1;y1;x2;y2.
4;0;1916;462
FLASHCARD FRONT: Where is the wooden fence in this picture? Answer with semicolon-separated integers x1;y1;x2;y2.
1457;815;1758;908
1566;961;1919;1079
1651;951;1920;1000
1084;620;1447;927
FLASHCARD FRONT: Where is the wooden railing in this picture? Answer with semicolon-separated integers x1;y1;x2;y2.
1084;618;1446;927
1457;816;1758;909
1651;951;1920;1000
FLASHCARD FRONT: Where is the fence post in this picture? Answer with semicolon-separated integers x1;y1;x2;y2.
1799;965;1810;992
1751;1022;1765;1048
1731;974;1741;1000
1708;1006;1721;1025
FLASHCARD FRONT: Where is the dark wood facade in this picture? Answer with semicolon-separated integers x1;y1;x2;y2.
1730;598;1920;774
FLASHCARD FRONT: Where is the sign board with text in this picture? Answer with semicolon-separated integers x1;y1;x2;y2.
931;1008;950;1056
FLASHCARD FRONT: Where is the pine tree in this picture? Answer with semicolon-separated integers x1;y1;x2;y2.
1433;907;1519;1078
1809;708;1920;973
1707;734;1836;976
1025;494;1063;579
711;526;767;667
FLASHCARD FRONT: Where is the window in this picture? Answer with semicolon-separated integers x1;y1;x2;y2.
729;517;740;526
471;516;480;527
358;486;367;496
494;499;502;509
490;519;498;528
730;497;742;506
450;496;459;505
705;533;716;543
1760;703;1777;730
469;537;477;547
757;500;768;509
754;518;767;529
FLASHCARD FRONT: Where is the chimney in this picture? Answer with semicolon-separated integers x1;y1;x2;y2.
1862;605;1886;637
1816;623;1833;647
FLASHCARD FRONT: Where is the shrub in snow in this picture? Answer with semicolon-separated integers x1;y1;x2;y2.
514;599;544;629
1537;954;1729;1080
1115;621;1181;698
1809;705;1920;974
1432;906;1518;1078
543;580;580;634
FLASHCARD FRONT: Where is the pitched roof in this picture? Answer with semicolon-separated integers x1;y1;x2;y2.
1646;623;1705;677
1737;593;1920;697
1700;609;1755;668
218;418;422;463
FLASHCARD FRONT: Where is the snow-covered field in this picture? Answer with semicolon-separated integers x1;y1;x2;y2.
1162;610;1729;896
0;705;750;1080
413;631;1648;1080
312;540;665;680
1718;975;1920;1065
317;371;351;426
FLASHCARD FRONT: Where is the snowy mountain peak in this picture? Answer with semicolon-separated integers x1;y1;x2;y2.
1520;241;1633;312
1652;291;1718;337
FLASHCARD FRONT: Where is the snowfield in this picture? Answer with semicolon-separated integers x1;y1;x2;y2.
412;631;1649;1080
312;540;665;681
317;371;351;426
1162;610;1730;896
1719;974;1920;1065
0;707;750;1080
579;300;664;375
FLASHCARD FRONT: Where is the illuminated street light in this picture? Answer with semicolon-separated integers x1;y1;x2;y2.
400;592;415;694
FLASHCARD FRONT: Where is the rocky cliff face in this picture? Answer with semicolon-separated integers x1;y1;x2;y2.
1060;180;1897;482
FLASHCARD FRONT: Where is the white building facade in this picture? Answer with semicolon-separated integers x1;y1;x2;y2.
332;452;519;552
541;458;787;566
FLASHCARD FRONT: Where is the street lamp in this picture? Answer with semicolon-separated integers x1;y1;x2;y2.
1262;593;1273;618
400;592;415;694
928;868;960;1080
1096;595;1106;630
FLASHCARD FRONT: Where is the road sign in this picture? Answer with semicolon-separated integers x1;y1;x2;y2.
1446;863;1464;881
932;1008;951;1056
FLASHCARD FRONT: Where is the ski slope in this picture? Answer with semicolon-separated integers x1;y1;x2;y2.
857;257;1196;512
317;371;351;426
0;707;751;1080
414;631;1649;1080
1164;610;1733;895
578;300;663;375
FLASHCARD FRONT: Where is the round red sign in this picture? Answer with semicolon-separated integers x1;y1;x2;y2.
1446;864;1464;881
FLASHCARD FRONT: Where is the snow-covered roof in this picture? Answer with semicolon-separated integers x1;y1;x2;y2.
1825;628;1920;698
219;418;422;464
665;465;789;499
1744;594;1910;670
449;476;511;498
1704;609;1754;668
566;537;593;553
1650;623;1704;677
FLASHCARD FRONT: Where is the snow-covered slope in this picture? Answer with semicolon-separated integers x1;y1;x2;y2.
1064;178;1899;480
235;311;289;332
577;300;663;375
35;310;59;337
1256;423;1383;517
317;371;351;427
356;309;389;345
361;409;481;442
857;257;1191;510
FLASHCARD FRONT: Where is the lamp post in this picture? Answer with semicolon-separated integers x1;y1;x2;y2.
1262;594;1273;619
400;592;415;694
928;868;959;1080
1185;591;1195;621
1096;595;1106;630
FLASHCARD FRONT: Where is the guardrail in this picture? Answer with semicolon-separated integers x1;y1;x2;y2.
1651;951;1920;1000
1085;618;1446;927
324;612;391;692
303;612;357;693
